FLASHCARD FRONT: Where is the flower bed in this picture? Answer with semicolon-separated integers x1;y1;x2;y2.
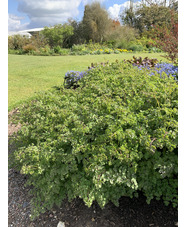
10;58;178;219
64;58;178;89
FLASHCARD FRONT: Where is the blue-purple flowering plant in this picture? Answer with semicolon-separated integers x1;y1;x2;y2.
64;59;178;91
64;63;104;89
64;70;87;88
150;63;178;80
135;61;178;81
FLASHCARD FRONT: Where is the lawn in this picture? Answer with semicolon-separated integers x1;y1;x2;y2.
8;53;166;110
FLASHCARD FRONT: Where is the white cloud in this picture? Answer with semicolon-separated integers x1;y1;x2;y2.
108;1;141;20
9;0;108;31
16;0;82;28
8;14;29;31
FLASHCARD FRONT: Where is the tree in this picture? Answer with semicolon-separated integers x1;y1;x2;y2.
41;24;74;48
121;8;136;28
67;19;85;46
82;2;111;43
121;3;177;34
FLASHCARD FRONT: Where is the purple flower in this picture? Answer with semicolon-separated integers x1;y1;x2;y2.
136;63;178;80
64;68;94;88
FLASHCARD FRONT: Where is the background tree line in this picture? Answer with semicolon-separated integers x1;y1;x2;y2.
8;1;178;61
42;0;178;49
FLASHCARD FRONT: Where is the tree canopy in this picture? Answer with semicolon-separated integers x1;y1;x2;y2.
42;24;74;48
121;3;178;34
82;2;111;43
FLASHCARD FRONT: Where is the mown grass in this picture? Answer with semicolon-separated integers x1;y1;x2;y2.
8;53;167;110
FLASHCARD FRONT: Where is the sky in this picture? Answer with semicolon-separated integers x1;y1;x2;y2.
8;0;143;31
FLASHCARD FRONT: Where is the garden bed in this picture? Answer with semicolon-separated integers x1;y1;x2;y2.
8;60;178;225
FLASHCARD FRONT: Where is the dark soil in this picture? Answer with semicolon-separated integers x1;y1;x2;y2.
8;110;178;227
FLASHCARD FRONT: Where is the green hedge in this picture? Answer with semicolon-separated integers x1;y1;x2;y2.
10;61;178;218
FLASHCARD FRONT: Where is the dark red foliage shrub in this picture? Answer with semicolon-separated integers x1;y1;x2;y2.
151;11;178;63
127;56;158;67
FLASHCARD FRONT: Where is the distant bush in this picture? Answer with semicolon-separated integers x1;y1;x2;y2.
116;40;131;49
8;36;15;49
106;25;138;49
59;48;70;56
8;35;30;50
11;60;178;218
148;47;162;53
39;45;51;56
129;44;144;52
41;24;74;48
71;44;86;52
23;44;37;53
53;45;62;54
131;36;156;50
30;34;48;49
9;40;133;56
8;34;47;53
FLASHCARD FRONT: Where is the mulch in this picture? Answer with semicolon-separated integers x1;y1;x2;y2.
8;110;178;227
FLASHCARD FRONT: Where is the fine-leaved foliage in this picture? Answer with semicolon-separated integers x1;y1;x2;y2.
10;61;178;218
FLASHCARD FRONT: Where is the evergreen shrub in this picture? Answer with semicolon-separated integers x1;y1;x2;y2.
10;61;178;218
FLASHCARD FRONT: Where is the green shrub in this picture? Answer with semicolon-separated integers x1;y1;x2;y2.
74;50;90;55
129;44;144;52
39;45;51;56
41;24;74;48
148;47;162;53
59;48;70;55
114;49;120;54
53;45;62;54
116;40;130;49
10;61;178;218
70;51;77;55
8;49;20;54
86;40;103;51
106;41;114;48
131;36;155;49
71;44;86;52
53;46;70;55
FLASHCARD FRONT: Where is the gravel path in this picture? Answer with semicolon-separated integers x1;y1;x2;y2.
8;111;178;227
